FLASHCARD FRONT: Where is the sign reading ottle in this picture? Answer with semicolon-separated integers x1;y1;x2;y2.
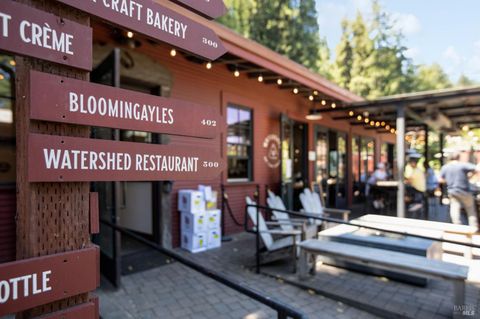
54;0;226;60
28;134;224;182
0;1;92;70
169;0;227;19
0;247;99;317
30;71;220;139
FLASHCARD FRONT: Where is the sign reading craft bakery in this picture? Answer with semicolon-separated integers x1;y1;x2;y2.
30;71;220;139
54;0;226;60
0;1;92;70
169;0;227;19
28;134;224;182
0;247;99;317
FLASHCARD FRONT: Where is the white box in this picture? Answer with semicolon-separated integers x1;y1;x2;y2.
181;231;207;253
206;191;218;210
181;211;206;234
198;185;213;201
206;209;221;230
207;229;221;249
178;190;205;213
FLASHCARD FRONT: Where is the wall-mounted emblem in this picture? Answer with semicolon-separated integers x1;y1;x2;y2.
263;134;280;169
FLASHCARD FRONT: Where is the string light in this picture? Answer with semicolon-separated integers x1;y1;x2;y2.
277;78;283;85
385;125;390;130
293;88;299;94
390;128;395;134
258;75;264;82
170;49;177;57
349;111;354;116
206;62;212;70
364;118;369;124
381;121;386;127
370;121;375;126
234;69;240;77
9;60;15;66
313;90;318;96
309;95;314;101
375;121;380;127
357;115;363;121
331;103;336;109
126;31;134;38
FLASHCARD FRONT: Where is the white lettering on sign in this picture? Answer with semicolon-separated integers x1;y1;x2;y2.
0;271;52;304
68;92;174;124
89;0;188;39
0;11;74;55
42;149;199;173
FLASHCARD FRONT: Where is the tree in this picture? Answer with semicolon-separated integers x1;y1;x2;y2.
217;0;256;37
457;74;477;87
333;19;353;89
414;64;452;92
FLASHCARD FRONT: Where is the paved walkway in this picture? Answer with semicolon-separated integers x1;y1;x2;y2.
96;234;377;319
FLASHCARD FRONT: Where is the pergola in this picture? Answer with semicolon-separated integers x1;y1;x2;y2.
316;86;480;217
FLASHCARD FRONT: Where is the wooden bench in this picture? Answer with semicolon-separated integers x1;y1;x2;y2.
297;239;469;317
355;214;478;259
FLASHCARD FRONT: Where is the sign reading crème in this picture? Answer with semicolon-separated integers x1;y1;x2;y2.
169;0;227;19
28;134;224;182
0;1;92;70
0;247;98;317
54;0;226;60
30;71;220;139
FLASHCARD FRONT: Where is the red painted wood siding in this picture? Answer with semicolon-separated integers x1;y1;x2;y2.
0;187;16;263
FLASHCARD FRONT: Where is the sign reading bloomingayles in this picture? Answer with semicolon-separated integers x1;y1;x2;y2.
30;71;220;139
54;0;227;61
0;247;99;317
28;134;225;182
169;0;227;19
0;1;92;71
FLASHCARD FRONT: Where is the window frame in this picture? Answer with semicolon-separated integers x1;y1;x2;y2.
226;104;253;183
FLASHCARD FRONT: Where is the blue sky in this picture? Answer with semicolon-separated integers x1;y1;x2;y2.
316;0;480;82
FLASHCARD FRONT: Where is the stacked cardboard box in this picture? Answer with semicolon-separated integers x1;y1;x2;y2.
179;186;221;253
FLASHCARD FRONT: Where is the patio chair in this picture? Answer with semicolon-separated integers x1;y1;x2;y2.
246;196;302;270
299;188;350;227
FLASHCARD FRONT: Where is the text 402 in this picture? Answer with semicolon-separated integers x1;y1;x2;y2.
201;119;217;127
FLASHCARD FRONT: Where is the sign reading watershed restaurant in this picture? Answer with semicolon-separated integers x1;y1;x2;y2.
54;0;226;60
28;134;224;182
0;247;98;316
169;0;227;19
0;1;92;70
30;71;220;139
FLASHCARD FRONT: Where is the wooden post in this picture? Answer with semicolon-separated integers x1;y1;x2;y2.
396;104;406;218
15;0;93;317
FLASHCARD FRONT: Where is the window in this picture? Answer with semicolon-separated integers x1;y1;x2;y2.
227;105;253;181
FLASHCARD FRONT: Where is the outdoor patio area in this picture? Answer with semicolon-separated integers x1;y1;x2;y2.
96;228;480;319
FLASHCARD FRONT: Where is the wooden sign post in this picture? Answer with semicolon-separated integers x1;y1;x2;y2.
54;0;227;60
29;71;220;139
0;1;92;70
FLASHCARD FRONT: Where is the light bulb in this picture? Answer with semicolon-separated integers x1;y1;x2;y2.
258;75;263;82
277;78;283;85
309;95;314;101
349;111;354;116
331;103;336;109
234;70;240;77
357;115;362;121
321;100;326;106
206;62;212;70
127;31;134;38
293;88;299;94
170;49;177;57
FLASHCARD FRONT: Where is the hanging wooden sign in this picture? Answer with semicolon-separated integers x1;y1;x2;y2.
28;134;224;182
0;1;92;70
0;247;99;317
29;71;220;139
54;0;226;61
169;0;227;19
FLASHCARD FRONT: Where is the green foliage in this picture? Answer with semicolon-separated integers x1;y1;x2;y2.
217;0;255;37
457;74;477;87
414;63;452;92
333;19;353;89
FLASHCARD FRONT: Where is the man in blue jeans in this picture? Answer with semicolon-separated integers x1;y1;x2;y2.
440;153;479;231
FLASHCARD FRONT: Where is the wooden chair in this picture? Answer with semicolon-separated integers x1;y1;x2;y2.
300;188;350;225
246;196;302;270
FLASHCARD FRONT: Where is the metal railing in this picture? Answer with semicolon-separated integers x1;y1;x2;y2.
100;219;307;319
245;203;480;274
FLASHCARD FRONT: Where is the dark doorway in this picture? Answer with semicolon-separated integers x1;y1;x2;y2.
91;49;167;287
280;115;308;210
314;126;348;209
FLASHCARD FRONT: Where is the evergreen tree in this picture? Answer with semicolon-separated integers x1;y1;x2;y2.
217;0;256;37
333;19;353;89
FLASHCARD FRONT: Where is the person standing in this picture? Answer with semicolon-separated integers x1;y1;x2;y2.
405;153;426;214
440;153;479;230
